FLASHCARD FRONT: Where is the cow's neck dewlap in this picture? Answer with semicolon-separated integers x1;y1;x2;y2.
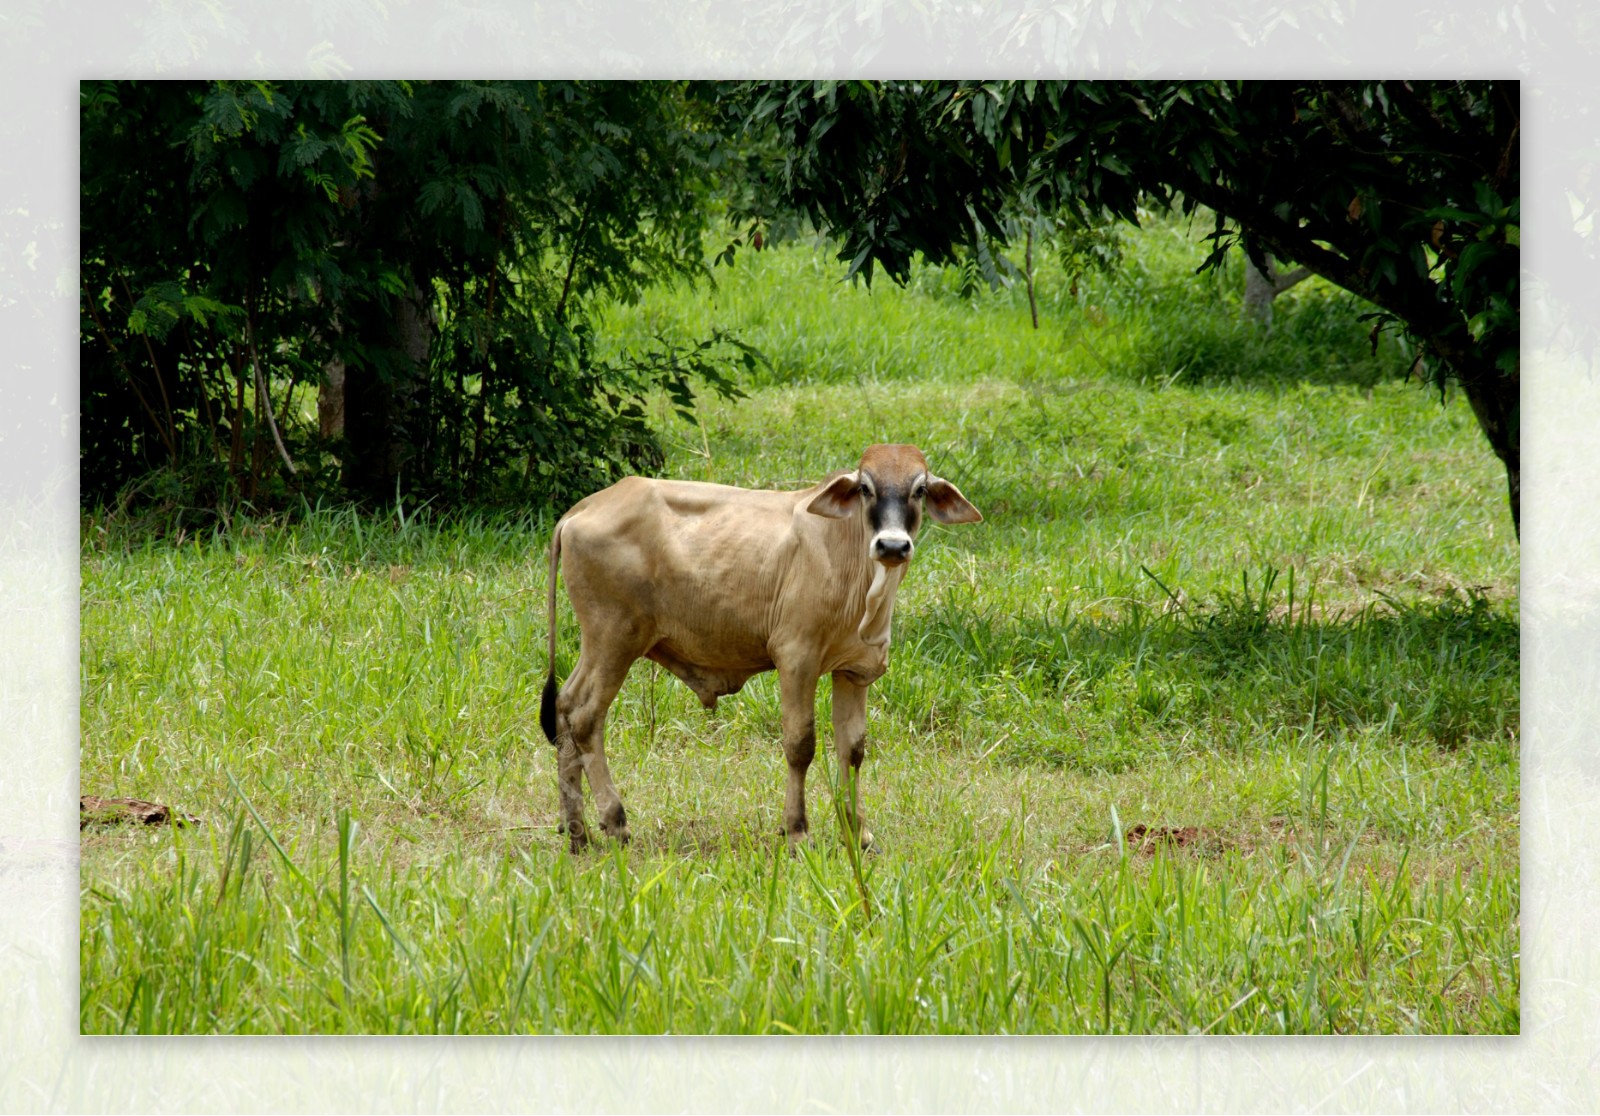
857;562;903;649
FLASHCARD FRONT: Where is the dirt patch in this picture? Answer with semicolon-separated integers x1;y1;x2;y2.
1124;823;1224;855
1123;817;1320;857
1052;817;1339;861
80;796;201;830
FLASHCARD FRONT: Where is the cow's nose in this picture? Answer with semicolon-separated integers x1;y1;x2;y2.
874;536;912;564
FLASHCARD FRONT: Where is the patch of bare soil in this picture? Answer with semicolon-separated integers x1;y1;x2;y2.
1123;817;1325;858
80;796;201;830
1124;823;1224;855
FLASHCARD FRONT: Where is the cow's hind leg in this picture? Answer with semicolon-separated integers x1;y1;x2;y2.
554;646;637;852
555;738;589;851
830;674;874;849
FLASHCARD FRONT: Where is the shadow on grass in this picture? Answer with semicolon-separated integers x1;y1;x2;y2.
889;574;1518;773
1096;285;1405;393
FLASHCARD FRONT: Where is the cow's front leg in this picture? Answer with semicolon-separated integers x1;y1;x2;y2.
777;667;820;844
831;673;874;849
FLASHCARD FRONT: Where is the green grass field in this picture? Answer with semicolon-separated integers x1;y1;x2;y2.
78;218;1519;1034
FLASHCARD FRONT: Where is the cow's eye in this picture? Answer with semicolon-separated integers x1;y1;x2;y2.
911;482;927;500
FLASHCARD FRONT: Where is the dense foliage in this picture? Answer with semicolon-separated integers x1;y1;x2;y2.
731;80;1521;529
80;80;749;515
82;80;1522;532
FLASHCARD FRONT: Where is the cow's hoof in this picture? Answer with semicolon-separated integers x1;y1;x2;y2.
600;803;630;845
784;826;810;848
840;827;874;851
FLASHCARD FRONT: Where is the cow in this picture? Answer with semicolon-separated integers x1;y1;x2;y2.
539;444;982;853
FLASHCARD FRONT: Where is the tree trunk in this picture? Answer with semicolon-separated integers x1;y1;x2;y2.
1243;257;1276;326
392;283;431;483
319;355;345;440
342;281;432;503
1453;355;1520;537
1243;255;1312;328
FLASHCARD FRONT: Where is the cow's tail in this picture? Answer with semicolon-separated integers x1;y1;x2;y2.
539;519;563;745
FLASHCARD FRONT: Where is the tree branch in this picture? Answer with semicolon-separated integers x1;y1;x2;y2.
115;276;179;461
246;310;298;476
554;199;594;327
1274;265;1312;293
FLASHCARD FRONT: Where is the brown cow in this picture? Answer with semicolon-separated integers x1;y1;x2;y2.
539;444;982;853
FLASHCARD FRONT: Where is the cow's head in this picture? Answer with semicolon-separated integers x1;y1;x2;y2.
805;444;983;566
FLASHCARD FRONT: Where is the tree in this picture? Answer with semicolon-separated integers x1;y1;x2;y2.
80;81;383;509
731;80;1522;532
1242;255;1312;328
81;80;749;516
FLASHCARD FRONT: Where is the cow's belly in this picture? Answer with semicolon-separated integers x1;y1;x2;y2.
647;633;888;708
645;635;771;709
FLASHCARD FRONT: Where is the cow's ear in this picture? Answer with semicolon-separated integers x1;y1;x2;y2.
925;476;983;524
805;471;861;519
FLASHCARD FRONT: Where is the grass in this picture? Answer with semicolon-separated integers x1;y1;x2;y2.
79;216;1519;1034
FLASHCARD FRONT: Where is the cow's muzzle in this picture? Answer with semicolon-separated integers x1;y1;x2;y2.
871;533;913;565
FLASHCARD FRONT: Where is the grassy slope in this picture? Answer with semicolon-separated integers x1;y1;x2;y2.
79;220;1519;1034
